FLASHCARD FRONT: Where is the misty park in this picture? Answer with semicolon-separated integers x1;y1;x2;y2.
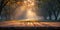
0;0;60;22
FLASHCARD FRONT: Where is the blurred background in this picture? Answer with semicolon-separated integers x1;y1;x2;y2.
0;0;60;21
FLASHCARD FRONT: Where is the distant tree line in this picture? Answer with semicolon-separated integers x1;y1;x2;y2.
0;0;24;21
0;0;60;21
37;0;60;21
0;0;9;20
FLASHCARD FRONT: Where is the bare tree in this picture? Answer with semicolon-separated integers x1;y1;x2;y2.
52;0;60;20
0;0;9;20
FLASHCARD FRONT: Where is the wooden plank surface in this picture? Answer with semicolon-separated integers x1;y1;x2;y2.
0;20;60;27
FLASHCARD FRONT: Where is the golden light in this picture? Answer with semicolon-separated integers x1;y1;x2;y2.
21;0;39;20
0;20;60;27
0;0;60;27
11;0;39;20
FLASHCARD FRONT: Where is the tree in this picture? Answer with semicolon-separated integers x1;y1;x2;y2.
0;0;8;15
38;0;60;21
0;0;9;20
52;0;60;20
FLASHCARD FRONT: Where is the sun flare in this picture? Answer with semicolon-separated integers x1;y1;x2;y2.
13;0;40;20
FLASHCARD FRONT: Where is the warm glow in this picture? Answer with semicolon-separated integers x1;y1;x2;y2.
0;20;60;27
13;0;40;20
22;0;39;20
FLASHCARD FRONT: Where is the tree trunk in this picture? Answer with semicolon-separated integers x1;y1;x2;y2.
48;10;52;20
49;14;51;20
55;15;57;20
0;7;3;20
53;11;59;20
